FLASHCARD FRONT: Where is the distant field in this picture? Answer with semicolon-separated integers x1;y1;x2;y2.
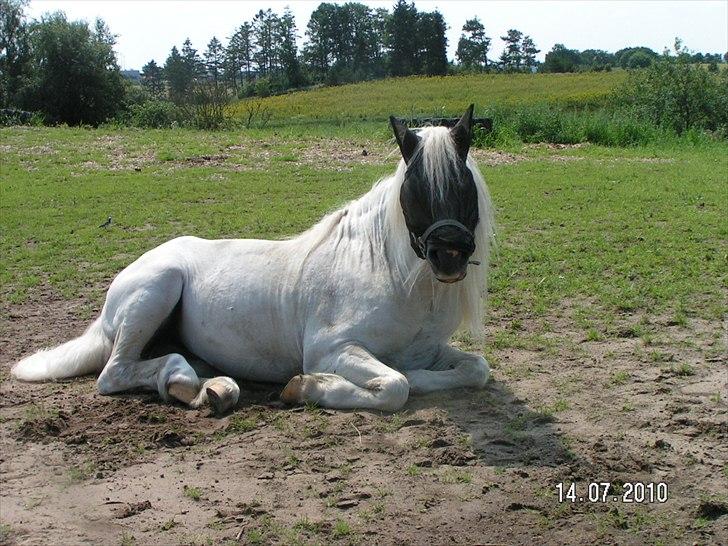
231;71;627;123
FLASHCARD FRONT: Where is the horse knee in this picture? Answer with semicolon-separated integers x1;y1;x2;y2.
367;373;410;411
158;353;199;402
464;356;490;388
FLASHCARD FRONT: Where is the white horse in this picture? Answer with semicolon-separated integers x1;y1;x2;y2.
12;105;494;414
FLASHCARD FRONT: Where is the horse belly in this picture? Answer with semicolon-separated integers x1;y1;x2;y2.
176;245;302;383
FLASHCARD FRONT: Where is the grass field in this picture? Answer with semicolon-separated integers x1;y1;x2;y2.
1;124;727;544
1;126;725;327
231;71;627;124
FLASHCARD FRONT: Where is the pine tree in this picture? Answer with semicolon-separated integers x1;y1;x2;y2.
276;7;303;87
303;3;338;81
141;59;164;98
417;11;448;76
226;22;254;89
499;29;523;71
456;17;490;70
521;35;540;71
203;36;224;83
181;38;204;79
164;46;188;104
387;0;419;76
252;9;279;76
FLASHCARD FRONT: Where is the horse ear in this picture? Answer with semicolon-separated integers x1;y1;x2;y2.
450;104;475;161
389;116;420;164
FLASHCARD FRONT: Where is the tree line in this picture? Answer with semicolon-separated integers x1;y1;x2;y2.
1;0;725;127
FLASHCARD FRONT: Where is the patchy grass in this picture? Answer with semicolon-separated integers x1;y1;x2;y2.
440;468;474;484
183;485;203;501
332;519;352;538
671;363;696;377
65;463;95;485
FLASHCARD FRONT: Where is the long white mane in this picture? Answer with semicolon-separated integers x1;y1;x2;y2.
295;126;494;338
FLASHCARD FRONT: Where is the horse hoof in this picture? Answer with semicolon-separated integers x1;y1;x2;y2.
168;382;198;405
206;386;234;415
204;377;239;415
281;374;306;404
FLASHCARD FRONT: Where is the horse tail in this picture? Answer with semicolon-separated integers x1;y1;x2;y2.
11;318;112;382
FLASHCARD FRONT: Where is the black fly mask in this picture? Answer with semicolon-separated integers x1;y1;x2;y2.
390;105;480;283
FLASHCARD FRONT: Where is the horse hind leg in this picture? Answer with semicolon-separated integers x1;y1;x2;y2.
96;267;239;414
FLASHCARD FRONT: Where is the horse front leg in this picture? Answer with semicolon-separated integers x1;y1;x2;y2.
280;344;410;411
403;344;490;394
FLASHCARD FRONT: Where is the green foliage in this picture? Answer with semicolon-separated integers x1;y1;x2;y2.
541;44;582;73
129;100;181;128
473;104;668;147
0;0;32;108
21;14;125;125
140;60;164;98
615;50;728;135
456;17;491;70
615;46;659;69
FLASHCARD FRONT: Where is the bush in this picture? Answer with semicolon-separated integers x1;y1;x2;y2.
614;52;728;135
0;107;43;126
473;104;691;148
129;100;180;128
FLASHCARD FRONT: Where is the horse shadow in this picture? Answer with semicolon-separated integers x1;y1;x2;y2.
405;379;572;468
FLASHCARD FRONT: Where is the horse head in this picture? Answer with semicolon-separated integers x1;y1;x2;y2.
390;105;480;284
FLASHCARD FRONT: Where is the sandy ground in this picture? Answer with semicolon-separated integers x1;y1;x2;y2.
1;283;726;546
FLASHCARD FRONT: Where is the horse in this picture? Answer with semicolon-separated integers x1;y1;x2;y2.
12;105;494;414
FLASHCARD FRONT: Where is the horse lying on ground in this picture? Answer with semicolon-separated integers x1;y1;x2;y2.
12;105;494;413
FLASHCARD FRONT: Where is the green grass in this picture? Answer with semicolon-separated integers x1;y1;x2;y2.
1;126;726;336
231;72;627;124
183;485;202;501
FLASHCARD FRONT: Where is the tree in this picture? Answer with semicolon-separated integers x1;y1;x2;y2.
580;49;614;71
303;3;338;80
520;35;539;71
614;46;658;69
163;46;188;104
181;38;204;79
499;29;523;71
387;0;419;76
252;9;279;76
626;50;653;69
276;7;303;87
455;17;490;70
0;0;32;107
417;11;447;76
226;22;254;90
541;43;581;72
348;3;384;79
140;59;164;98
203;36;224;83
23;13;125;125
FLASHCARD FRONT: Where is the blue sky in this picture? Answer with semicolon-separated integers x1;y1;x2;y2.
27;1;728;70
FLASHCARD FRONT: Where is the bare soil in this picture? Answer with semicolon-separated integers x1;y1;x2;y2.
1;287;727;546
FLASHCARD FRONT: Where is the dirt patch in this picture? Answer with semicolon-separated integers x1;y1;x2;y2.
471;149;528;166
1;292;726;544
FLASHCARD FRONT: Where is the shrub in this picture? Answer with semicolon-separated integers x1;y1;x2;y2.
129;100;180;128
615;51;728;135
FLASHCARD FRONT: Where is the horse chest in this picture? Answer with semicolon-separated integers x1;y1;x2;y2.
353;291;459;367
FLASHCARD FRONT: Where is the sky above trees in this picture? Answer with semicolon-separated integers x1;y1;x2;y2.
26;0;727;70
